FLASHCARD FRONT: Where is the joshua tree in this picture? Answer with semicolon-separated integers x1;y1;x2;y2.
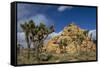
20;22;31;59
30;22;54;62
21;20;54;62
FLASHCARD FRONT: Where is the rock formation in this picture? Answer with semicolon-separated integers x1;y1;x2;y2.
43;23;96;55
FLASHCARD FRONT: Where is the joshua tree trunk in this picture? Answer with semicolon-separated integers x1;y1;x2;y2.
27;44;30;59
35;41;40;63
26;36;30;59
35;35;49;63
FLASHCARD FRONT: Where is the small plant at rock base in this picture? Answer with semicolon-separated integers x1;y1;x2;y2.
38;53;53;61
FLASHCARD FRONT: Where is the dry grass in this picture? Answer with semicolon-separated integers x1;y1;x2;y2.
17;48;96;65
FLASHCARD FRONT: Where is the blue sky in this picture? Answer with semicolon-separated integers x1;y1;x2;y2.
17;3;97;33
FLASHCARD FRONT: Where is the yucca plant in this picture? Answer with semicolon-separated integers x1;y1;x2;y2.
20;22;31;59
21;20;55;62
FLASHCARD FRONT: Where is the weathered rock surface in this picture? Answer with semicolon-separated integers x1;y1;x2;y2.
44;23;96;54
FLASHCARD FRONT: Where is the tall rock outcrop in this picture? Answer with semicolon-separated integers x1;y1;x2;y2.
44;23;96;54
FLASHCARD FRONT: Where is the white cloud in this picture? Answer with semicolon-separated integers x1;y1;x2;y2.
44;31;62;44
17;14;53;32
17;32;27;48
30;14;51;26
49;32;58;38
49;31;62;38
88;30;96;40
58;6;73;12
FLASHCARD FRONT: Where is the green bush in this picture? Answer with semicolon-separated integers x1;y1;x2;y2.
38;53;52;61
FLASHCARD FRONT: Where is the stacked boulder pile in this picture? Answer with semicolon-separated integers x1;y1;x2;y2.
44;23;96;55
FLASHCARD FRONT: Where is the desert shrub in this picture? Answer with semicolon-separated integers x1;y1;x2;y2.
83;30;89;36
17;43;21;55
76;34;84;45
38;53;52;61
